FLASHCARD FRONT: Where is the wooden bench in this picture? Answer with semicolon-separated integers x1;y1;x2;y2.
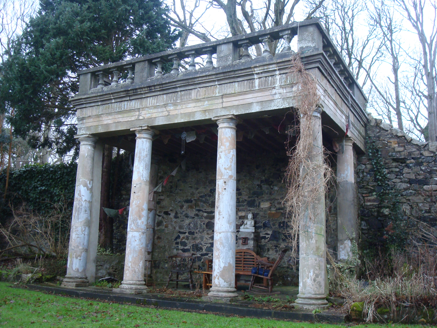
198;249;269;290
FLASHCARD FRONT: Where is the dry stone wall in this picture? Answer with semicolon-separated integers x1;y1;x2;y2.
357;117;437;253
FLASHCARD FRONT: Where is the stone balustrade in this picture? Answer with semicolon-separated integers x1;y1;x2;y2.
77;19;361;100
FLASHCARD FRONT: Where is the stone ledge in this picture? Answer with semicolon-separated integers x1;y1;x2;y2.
26;284;346;323
368;115;434;152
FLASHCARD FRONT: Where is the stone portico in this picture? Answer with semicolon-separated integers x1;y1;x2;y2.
63;19;367;307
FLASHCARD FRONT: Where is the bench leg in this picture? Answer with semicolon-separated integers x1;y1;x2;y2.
249;275;255;291
166;272;172;289
189;272;193;290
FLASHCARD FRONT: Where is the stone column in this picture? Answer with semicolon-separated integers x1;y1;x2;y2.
62;135;97;288
86;140;104;283
117;127;154;294
145;159;158;285
208;115;238;299
295;107;329;309
336;137;356;261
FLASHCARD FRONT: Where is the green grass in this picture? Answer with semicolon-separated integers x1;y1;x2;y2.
0;282;427;327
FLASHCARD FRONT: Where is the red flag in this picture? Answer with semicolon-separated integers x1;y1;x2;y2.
345;113;350;136
118;207;126;215
163;175;170;186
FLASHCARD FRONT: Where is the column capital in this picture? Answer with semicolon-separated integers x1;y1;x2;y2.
212;115;238;127
313;106;323;117
131;126;155;139
75;134;97;146
334;137;354;147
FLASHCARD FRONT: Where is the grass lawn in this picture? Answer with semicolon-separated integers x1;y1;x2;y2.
0;282;426;327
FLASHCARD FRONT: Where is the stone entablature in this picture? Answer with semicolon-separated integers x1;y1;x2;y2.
72;19;368;151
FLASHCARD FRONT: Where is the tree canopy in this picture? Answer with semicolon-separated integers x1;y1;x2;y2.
0;0;179;157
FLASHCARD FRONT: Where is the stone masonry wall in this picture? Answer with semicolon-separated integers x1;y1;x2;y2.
357;117;437;253
151;152;299;285
112;149;338;287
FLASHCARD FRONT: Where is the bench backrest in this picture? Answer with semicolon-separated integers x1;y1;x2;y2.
235;249;257;274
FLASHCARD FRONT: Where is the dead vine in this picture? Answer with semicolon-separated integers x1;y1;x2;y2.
284;54;333;263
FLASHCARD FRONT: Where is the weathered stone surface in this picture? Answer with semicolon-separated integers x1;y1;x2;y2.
357;119;437;251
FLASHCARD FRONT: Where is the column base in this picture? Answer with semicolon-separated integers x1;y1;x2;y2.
207;286;238;300
115;280;148;294
61;276;89;288
338;239;353;261
294;294;329;310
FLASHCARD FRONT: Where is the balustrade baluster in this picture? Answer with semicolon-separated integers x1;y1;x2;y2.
186;51;197;71
202;48;214;68
96;71;105;89
110;69;120;86
238;40;252;61
279;31;293;52
169;55;180;74
125;65;134;84
152;58;163;76
259;36;272;56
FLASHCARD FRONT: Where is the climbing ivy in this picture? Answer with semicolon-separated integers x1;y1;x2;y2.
363;137;407;255
0;163;77;222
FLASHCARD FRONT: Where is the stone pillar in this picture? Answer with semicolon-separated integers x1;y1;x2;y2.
208;115;238;299
295;107;329;309
86;140;104;283
336;137;356;261
297;24;323;54
117;127;154;294
62;135;97;288
145;159;158;285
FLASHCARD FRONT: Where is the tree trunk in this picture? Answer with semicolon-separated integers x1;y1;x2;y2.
0;114;4;171
99;144;113;250
111;148;121;207
3;123;13;200
393;62;403;131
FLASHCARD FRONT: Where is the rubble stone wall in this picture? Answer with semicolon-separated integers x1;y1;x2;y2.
150;152;301;285
357;117;437;253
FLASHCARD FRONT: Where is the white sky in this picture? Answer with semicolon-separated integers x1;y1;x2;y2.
1;0;435;140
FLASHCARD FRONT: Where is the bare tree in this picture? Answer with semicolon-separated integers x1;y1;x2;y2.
367;0;404;131
318;0;384;88
165;0;325;53
396;0;437;142
165;0;213;47
402;62;431;138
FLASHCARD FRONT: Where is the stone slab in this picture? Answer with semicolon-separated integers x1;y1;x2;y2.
26;284;346;323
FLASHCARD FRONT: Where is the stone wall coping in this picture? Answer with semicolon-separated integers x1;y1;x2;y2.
367;114;435;153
